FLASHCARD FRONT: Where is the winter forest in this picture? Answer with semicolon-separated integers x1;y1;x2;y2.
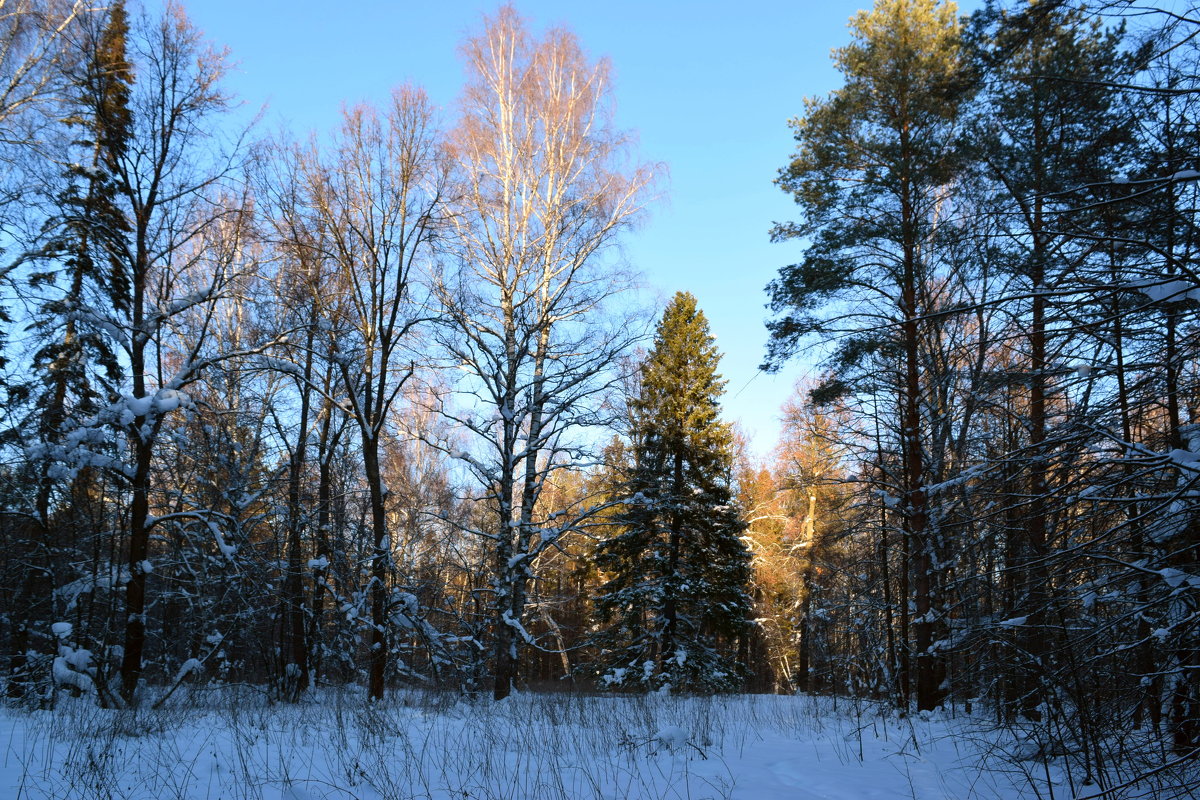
0;0;1197;798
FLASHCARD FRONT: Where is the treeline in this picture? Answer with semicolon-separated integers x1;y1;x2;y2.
0;0;769;711
755;0;1200;787
0;0;684;705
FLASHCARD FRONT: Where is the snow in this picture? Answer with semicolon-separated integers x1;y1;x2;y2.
1155;566;1200;596
602;667;627;685
0;691;1117;799
165;290;211;315
125;394;153;418
1168;448;1200;467
207;519;238;559
57;568;128;610
877;490;901;508
64;648;93;672
50;622;72;639
172;658;203;683
51;656;94;692
654;724;688;750
1137;279;1200;304
152;389;187;413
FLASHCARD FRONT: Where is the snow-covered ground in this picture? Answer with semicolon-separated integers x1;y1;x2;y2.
0;689;1157;799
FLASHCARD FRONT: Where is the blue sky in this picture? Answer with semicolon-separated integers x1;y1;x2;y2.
183;1;962;458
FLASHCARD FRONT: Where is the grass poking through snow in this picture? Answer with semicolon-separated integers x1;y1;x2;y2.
0;689;1131;799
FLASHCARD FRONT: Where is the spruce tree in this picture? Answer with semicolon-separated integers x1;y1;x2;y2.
29;0;133;522
594;292;752;693
2;3;134;704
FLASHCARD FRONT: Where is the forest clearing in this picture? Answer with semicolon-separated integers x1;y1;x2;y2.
0;0;1197;797
2;690;1075;800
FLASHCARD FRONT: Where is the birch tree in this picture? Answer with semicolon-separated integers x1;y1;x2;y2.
440;5;653;700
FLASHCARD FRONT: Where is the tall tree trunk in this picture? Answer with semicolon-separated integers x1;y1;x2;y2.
492;521;517;700
365;438;388;701
1020;238;1050;721
1161;151;1200;754
307;407;338;683
120;438;153;702
661;449;685;680
120;253;150;703
280;336;313;701
796;493;818;694
492;319;520;702
901;161;937;712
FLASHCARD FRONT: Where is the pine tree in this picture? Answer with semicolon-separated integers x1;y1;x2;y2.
966;0;1135;723
594;292;752;693
765;0;967;711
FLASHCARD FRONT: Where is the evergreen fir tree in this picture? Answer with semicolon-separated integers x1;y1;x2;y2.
27;0;132;521
2;2;133;704
593;292;752;693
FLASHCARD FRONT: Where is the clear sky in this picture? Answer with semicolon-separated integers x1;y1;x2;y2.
182;1;970;459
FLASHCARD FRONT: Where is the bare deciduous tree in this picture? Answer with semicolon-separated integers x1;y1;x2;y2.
281;87;446;700
0;0;85;150
69;4;259;703
0;0;88;380
439;5;655;700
